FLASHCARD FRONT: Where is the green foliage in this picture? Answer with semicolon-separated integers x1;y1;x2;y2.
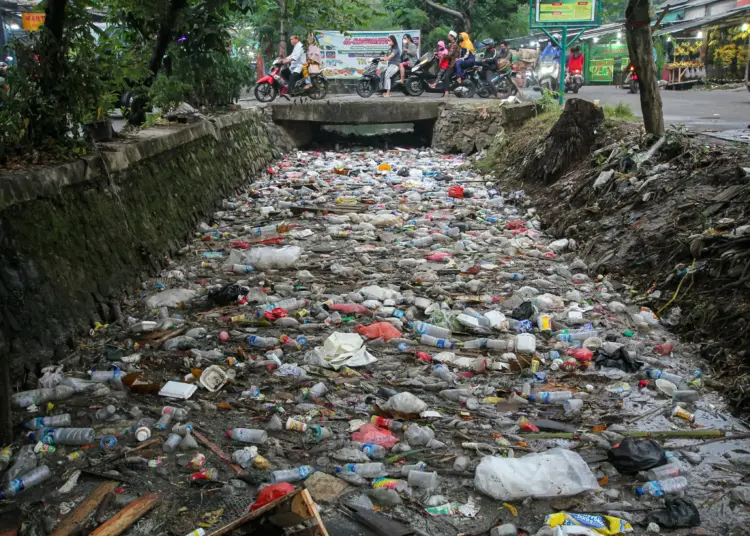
603;102;635;120
600;0;625;24
424;25;453;49
536;90;562;113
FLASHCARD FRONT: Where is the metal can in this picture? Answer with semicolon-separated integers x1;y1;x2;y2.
186;453;207;470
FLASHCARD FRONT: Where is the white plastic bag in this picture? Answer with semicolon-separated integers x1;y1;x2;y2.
146;288;198;308
474;448;598;500
242;246;302;270
305;332;376;370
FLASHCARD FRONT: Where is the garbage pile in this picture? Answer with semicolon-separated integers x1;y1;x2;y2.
5;146;750;536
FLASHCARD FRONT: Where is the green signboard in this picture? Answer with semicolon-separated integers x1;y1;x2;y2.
587;43;629;82
589;59;614;82
537;0;596;24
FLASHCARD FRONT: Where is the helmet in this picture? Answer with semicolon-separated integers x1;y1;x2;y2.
481;38;496;48
552;33;561;40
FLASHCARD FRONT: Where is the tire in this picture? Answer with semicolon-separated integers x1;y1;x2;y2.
572;84;580;94
309;77;327;100
405;76;424;97
357;79;374;98
630;79;639;94
455;79;475;98
254;82;277;103
496;79;513;99
540;77;553;91
477;83;492;98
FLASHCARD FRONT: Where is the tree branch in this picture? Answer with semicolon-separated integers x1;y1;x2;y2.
148;0;187;77
423;0;467;25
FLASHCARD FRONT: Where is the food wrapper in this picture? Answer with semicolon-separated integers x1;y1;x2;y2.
546;512;634;535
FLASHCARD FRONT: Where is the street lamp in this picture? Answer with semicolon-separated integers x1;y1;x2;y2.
696;31;703;38
742;23;748;31
593;37;599;43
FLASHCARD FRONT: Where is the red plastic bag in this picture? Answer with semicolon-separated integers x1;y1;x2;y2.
568;348;593;362
356;322;403;341
328;303;371;315
425;252;452;262
448;185;465;199
654;343;673;356
264;307;288;321
351;424;399;448
251;483;295;511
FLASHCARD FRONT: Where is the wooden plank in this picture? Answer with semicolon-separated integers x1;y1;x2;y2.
298;489;329;536
50;481;119;536
206;490;303;536
89;492;159;536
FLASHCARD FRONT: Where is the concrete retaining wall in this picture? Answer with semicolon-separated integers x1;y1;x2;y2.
0;109;294;369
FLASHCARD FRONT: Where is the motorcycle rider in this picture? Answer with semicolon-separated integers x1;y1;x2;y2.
497;41;510;62
399;34;419;86
302;34;322;89
540;36;561;62
435;40;450;88
280;35;307;97
479;39;499;94
565;45;584;86
437;30;460;97
455;31;475;84
379;35;400;97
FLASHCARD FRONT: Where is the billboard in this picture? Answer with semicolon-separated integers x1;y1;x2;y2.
316;30;421;78
534;0;597;25
22;12;46;31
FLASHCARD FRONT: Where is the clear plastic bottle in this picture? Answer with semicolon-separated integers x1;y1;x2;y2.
0;465;52;499
642;463;686;481
95;405;117;421
33;428;95;446
248;336;279;348
420;334;455;349
3;445;36;484
556;330;598;342
350;442;387;459
275;298;307;312
432;364;458;383
225;428;268;444
414;322;451;339
271;465;315;483
648;369;684;386
155;414;173;431
529;391;573;403
498;272;525;280
672;390;700;403
11;386;76;408
90;368;122;382
23;414;71;430
636;476;688;496
335;463;386;478
172;423;194;436
369;416;406;432
231;264;255;274
463;339;508;350
164;433;182;452
440;389;472;401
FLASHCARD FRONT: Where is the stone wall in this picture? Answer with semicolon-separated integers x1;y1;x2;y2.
0;109;294;370
432;102;537;154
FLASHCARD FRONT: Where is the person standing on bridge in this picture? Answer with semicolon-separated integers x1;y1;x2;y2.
380;35;400;97
399;34;419;86
281;35;307;97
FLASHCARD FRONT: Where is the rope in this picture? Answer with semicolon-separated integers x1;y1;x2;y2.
656;258;696;317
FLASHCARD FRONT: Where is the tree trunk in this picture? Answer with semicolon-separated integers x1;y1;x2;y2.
148;0;187;77
625;0;664;135
424;0;469;32
745;35;750;82
278;0;288;57
44;0;68;43
0;356;11;446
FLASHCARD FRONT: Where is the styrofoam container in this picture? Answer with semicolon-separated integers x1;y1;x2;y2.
159;381;197;400
200;365;228;392
515;333;536;354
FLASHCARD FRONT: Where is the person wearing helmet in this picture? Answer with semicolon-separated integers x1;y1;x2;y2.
480;39;499;89
540;36;561;62
566;45;584;74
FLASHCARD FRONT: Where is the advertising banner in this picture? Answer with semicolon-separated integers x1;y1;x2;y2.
22;12;46;31
316;30;421;78
535;0;596;24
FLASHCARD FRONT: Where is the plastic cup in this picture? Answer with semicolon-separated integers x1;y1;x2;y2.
286;418;307;432
594;99;600;108
135;426;151;442
563;398;583;415
408;470;438;488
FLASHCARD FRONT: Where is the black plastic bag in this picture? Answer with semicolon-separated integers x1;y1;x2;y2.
594;347;643;373
207;284;248;307
607;437;667;474
511;301;536;321
646;498;700;528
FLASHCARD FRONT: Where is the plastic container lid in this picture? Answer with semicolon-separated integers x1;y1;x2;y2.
655;378;677;397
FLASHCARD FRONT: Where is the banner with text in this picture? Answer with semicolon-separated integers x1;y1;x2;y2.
316;30;421;79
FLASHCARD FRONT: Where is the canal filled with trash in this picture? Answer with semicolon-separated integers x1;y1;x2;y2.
6;141;750;536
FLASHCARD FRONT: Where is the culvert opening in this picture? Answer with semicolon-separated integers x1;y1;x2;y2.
310;122;433;149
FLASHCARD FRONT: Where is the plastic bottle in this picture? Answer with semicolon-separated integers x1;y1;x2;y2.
529;391;573;403
226;428;268;444
0;466;52;499
642;463;685;481
172;423;194;436
11;386;76;408
432;365;458;383
498;272;525;280
164;433;182;452
32;428;95;446
647;369;684;386
184;529;206;536
349;442;387;459
672;390;700;403
463;339;507;350
248;336;279;348
420;334;455;349
335;463;386;478
90;368;122;382
23;414;72;430
271;465;315;483
3;445;36;484
370;416;406;432
413;322;451;339
231;264;255;274
0;447;11;472
636;476;688;496
556;330;598;342
95;405;117;421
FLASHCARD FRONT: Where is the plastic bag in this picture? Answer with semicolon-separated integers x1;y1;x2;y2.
242;246;302;270
511;301;536;321
305;332;376;370
384;392;427;415
645;498;700;528
207;284;247;307
594;347;642;373
351;424;399;448
146;288;198;308
356;322;403;341
546;512;634;535
474;448;598;501
251;483;295;511
448;185;464;199
607;438;666;474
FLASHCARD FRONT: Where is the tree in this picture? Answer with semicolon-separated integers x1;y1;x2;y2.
625;0;664;135
421;0;526;35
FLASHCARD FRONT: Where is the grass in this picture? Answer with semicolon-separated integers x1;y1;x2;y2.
603;102;636;121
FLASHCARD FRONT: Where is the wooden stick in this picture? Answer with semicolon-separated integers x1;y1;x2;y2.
50;481;119;536
89;493;159;536
519;430;726;440
192;429;246;475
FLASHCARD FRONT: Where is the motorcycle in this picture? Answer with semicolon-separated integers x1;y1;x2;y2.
488;69;520;98
357;58;410;98
565;69;584;93
537;56;560;91
404;52;475;97
624;64;639;93
524;66;538;88
254;59;328;102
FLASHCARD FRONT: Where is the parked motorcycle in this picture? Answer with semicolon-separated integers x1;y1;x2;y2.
254;59;328;102
357;58;410;98
405;52;475;98
564;69;584;93
624;64;639;93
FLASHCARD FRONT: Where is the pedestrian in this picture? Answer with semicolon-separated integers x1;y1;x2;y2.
380;35;400;97
303;34;322;89
439;30;460;97
280;35;306;98
399;34;419;86
455;32;475;84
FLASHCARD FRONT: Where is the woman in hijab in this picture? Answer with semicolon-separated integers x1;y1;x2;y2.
380;35;400;97
439;30;460;97
455;31;475;84
399;34;419;85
